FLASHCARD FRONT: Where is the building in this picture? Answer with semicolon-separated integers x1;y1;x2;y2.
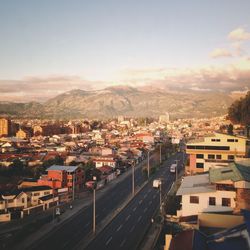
159;113;170;124
16;128;32;139
186;133;250;175
0;118;11;137
177;160;250;217
0;186;58;221
37;165;84;192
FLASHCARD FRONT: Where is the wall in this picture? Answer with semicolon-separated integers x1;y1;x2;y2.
179;190;236;217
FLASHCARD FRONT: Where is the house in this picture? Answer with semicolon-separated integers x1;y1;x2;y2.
93;156;117;168
37;165;84;191
0;186;58;221
185;133;250;175
176;160;250;217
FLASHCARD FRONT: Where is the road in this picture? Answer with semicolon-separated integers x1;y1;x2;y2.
25;153;159;250
81;153;183;250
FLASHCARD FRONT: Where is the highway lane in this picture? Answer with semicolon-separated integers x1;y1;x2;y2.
26;154;158;250
84;153;182;250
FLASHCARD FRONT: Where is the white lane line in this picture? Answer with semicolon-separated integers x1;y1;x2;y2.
137;216;142;222
130;225;135;232
120;239;126;247
116;224;123;232
153;194;156;199
149;200;152;205
139;199;143;204
105;236;112;246
125;214;131;221
144;193;148;199
148;189;151;194
143;207;148;213
133;206;137;212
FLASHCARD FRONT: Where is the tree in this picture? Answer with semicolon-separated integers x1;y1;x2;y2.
227;124;234;135
228;91;250;126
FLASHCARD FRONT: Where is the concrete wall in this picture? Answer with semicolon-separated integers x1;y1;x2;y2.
0;213;11;222
178;190;236;217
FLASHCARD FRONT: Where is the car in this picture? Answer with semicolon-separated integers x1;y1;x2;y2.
170;163;177;173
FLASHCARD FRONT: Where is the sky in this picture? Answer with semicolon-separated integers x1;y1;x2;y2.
0;0;250;101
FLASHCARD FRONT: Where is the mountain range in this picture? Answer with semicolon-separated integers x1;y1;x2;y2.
0;86;234;119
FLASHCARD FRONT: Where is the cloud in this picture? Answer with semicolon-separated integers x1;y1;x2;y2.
210;48;232;58
0;76;105;102
117;58;250;92
228;27;250;41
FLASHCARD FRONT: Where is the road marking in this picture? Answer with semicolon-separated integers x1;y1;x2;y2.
144;193;148;199
149;201;152;205
153;194;156;199
105;236;112;246
116;224;123;232
120;239;126;247
96;214;100;219
133;206;137;212
125;214;131;221
130;225;135;232
137;216;142;222
84;222;90;227
139;199;143;204
148;189;151;194
143;207;148;213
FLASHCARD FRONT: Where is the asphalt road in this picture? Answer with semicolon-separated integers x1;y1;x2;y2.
26;154;159;250
83;153;183;250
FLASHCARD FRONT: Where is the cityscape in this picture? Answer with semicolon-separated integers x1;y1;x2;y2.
0;1;250;250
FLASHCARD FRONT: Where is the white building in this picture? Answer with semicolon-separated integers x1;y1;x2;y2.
176;174;236;217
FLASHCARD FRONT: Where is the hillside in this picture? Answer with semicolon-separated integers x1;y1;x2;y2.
0;87;234;119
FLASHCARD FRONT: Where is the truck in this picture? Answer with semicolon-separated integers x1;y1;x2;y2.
170;163;177;173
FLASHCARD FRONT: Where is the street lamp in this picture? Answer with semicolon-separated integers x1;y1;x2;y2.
93;176;97;234
132;161;135;196
159;143;162;165
147;150;150;179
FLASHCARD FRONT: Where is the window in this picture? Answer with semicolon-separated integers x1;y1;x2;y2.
222;198;231;207
208;154;215;159
196;154;204;159
190;196;199;204
187;145;230;151
22;198;25;203
211;139;221;142
44;192;50;195
209;197;216;206
33;192;40;196
216;155;222;159
228;155;234;160
227;139;234;142
196;163;204;168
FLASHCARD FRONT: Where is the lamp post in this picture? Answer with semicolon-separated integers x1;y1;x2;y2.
93;176;97;234
72;172;75;201
159;143;162;165
175;160;179;181
132;161;135;196
147;150;150;179
52;178;55;222
159;181;162;214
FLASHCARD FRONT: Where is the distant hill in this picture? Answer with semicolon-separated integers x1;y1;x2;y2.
0;86;234;119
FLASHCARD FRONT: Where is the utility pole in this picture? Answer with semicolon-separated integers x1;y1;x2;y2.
52;178;55;222
93;176;97;234
132;161;135;196
72;172;75;201
159;181;162;214
175;160;179;181
159;143;162;164
147;150;150;179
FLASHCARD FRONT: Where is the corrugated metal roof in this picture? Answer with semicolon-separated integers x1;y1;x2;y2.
209;160;250;183
46;165;79;172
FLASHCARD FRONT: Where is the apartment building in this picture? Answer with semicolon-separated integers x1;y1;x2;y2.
0;118;11;137
177;160;250;217
186;133;250;174
37;165;84;191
